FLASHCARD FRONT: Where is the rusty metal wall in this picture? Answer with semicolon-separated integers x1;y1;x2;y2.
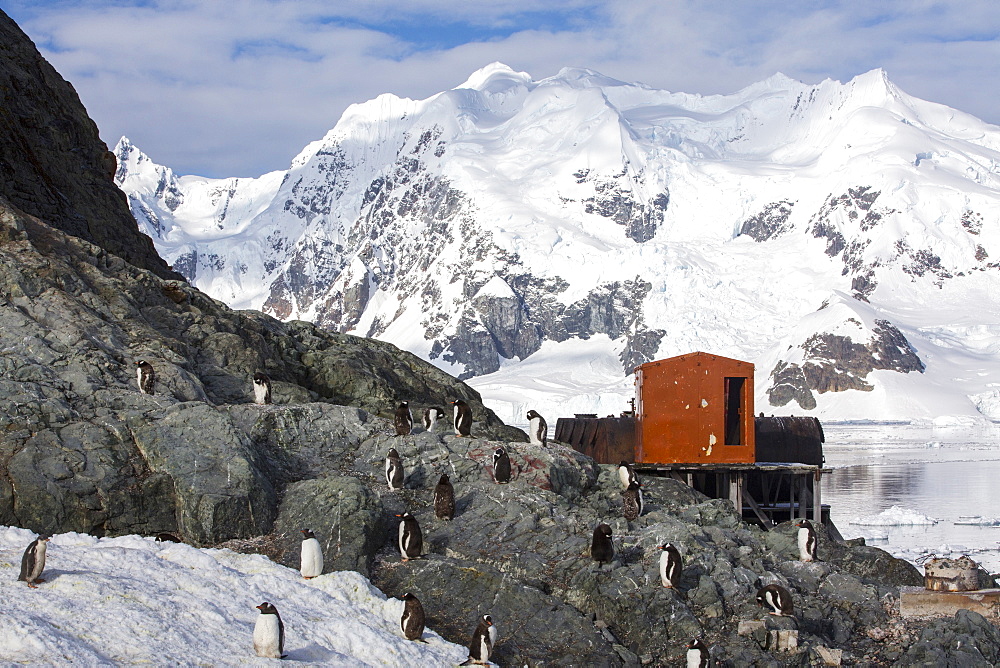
635;352;755;464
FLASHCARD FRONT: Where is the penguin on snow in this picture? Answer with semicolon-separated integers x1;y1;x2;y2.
385;448;404;491
796;519;818;562
135;360;155;395
462;614;498;666
658;543;682;589
299;529;323;579
252;372;272;405
394;401;413;436
686;638;710;668
492;446;511;484
756;583;794;617
422;407;444;432
622;479;643;521
396;512;423;561
18;534;50;588
526;410;547;446
452;399;472;437
253;602;285;659
399;592;426;641
434;473;456;520
617;461;637;490
591;524;614;570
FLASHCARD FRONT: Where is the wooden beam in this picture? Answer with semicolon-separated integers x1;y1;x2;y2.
743;490;773;529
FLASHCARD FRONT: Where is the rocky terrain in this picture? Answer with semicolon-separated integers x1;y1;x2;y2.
4;7;1000;666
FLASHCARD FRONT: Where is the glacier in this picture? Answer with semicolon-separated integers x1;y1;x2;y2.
115;64;1000;425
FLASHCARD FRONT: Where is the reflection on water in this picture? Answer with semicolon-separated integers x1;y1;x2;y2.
823;423;1000;572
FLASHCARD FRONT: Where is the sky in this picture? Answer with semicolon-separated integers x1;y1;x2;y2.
4;0;1000;178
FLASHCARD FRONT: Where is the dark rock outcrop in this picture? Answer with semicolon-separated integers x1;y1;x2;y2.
767;317;924;409
0;198;521;541
0;9;179;280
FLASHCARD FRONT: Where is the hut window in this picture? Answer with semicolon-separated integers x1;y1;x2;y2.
724;377;745;445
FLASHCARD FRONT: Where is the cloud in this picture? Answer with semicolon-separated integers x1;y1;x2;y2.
6;0;999;177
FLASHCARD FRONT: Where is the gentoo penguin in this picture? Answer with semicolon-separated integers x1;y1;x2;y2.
686;638;710;668
422;407;444;432
591;524;614;569
622;480;644;521
526;410;547;446
464;614;497;666
394;401;413;436
434;473;456;520
756;583;794;616
135;360;155;395
617;461;637;490
658;543;682;589
796;519;818;562
385;448;404;490
252;372;272;405
397;512;423;561
253;602;285;658
299;529;323;579
452;399;472;437
399;592;426;641
492;446;511;484
18;534;49;588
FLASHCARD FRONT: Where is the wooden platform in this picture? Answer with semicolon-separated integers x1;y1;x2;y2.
900;586;1000;619
635;462;829;527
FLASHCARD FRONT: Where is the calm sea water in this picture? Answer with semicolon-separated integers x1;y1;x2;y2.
823;422;1000;573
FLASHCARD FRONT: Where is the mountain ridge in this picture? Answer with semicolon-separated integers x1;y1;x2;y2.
115;64;1000;424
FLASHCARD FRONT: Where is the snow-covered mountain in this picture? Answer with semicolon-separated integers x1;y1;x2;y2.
115;64;1000;425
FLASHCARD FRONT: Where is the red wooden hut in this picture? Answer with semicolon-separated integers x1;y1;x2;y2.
634;352;755;464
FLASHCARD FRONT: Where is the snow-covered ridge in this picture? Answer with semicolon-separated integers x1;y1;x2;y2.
116;65;1000;423
0;526;466;665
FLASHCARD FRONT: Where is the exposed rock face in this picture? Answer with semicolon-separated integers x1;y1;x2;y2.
767;316;925;410
0;10;179;280
740;200;796;241
0;198;521;541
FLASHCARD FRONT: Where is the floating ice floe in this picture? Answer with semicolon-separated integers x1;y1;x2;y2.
954;516;1000;526
849;505;940;526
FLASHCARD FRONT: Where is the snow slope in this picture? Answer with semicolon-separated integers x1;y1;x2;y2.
0;527;467;665
116;65;1000;424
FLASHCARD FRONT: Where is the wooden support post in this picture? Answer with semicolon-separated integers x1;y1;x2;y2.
813;469;822;524
729;473;741;514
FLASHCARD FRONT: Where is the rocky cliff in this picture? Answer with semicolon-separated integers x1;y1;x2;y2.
0;10;178;281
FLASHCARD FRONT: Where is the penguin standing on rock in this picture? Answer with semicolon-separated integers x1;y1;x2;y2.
492;446;511;484
622;480;643;521
18;534;49;588
462;614;497;666
434;473;455;520
252;372;272;405
526;410;547;446
385;448;404;490
686;638;710;668
617;461;637;490
658;543;682;589
396;512;423;561
253;602;285;658
756;583;794;616
299;529;323;579
135;360;155;395
422;407;444;432
399;593;426;641
796;519;818;562
452;400;472;437
591;524;614;570
394;402;413;436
